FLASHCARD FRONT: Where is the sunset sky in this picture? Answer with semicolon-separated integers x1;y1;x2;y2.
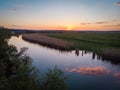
0;0;120;30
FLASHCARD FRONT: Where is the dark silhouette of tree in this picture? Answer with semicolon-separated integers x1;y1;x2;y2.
0;28;67;90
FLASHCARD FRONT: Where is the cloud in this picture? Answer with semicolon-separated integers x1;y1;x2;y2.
80;20;119;26
65;66;109;75
116;2;120;5
11;8;17;12
13;9;17;11
11;25;23;28
95;22;108;24
11;25;20;26
65;66;120;79
80;23;91;25
112;19;117;22
103;24;120;27
114;73;120;78
10;8;19;13
80;21;108;25
115;24;120;26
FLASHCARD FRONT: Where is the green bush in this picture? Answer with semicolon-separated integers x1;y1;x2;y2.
0;28;67;90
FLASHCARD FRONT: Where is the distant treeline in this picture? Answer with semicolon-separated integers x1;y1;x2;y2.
8;28;120;34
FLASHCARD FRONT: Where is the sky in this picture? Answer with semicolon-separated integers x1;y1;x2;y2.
0;0;120;30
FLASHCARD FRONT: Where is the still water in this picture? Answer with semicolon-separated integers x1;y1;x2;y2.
8;35;120;90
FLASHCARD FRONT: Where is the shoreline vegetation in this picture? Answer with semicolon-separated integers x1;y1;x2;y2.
22;33;73;50
0;28;67;90
22;32;120;61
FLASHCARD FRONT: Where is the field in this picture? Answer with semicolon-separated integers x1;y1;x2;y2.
44;32;120;50
43;32;120;61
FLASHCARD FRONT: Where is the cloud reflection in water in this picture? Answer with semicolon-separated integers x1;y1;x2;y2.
65;66;110;75
114;73;120;78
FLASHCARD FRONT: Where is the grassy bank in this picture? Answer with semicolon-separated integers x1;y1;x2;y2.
22;32;120;61
44;32;120;50
44;32;120;61
22;33;73;50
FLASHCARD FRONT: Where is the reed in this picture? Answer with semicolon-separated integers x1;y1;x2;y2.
22;33;73;50
97;48;120;63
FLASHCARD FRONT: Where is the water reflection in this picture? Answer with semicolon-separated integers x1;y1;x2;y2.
65;66;120;79
74;49;120;65
8;35;120;90
114;73;120;78
65;66;109;75
11;35;120;66
75;49;79;56
22;34;120;65
75;50;92;57
92;52;96;59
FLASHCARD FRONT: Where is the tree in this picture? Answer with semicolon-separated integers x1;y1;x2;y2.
0;28;67;90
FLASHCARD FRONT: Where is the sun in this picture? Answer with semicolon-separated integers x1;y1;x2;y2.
67;25;73;30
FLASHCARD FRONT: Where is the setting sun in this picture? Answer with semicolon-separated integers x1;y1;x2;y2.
67;25;73;30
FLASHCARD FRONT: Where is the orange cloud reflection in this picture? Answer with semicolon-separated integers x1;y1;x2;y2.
114;73;120;78
65;66;110;75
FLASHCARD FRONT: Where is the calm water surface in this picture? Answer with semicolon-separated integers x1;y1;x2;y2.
8;35;120;90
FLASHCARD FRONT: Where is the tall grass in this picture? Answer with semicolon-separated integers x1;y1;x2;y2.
44;32;120;61
44;32;120;50
22;33;73;50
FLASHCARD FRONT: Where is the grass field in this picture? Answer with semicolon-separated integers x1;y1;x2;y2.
44;32;120;61
44;32;120;50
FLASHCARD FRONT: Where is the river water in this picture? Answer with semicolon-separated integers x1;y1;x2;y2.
8;35;120;90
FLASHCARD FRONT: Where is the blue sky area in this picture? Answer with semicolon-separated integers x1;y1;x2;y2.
0;0;120;30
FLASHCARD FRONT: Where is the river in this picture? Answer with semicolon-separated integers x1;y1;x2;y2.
8;35;120;90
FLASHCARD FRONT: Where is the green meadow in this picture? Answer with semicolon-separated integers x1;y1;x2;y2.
44;32;120;61
45;32;120;50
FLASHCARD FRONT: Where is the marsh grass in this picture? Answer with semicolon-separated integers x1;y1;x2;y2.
22;32;120;61
44;32;120;49
22;34;73;50
44;32;120;61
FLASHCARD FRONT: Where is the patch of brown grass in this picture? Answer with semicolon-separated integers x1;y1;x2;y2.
22;33;73;50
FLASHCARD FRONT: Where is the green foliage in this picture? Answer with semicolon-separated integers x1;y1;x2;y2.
43;66;67;90
45;32;120;50
5;47;40;90
0;28;67;90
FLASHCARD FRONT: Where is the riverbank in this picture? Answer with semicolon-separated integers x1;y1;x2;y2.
22;33;120;61
44;32;120;49
44;32;120;61
22;34;73;50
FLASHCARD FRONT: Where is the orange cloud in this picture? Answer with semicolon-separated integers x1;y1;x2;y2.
80;21;108;25
80;23;91;25
114;73;120;78
65;66;109;75
116;2;120;5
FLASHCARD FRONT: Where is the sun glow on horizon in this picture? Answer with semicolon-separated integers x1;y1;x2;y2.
0;0;120;31
66;25;73;30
